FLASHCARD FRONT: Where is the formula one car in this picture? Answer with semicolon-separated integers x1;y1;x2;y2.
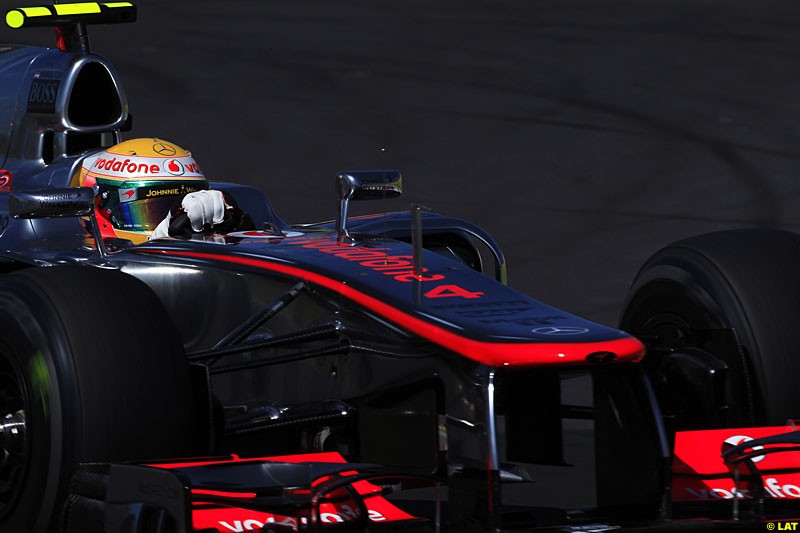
3;3;800;533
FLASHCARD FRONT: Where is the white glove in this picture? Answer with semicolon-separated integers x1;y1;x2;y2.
181;189;227;231
149;190;229;240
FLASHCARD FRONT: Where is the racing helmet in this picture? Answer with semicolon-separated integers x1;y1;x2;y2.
74;138;209;244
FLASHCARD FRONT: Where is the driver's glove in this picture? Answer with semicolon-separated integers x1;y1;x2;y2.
182;189;228;231
150;190;253;240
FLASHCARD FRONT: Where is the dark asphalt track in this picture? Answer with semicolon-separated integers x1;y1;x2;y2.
6;0;800;327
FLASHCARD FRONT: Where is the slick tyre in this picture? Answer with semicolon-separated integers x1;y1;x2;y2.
620;228;800;431
0;265;198;533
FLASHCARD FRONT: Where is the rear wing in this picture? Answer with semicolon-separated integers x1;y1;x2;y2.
5;2;137;52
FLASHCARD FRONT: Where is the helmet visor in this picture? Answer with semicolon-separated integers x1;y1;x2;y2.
101;180;209;232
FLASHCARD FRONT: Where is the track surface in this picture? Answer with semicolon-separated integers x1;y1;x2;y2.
5;0;800;326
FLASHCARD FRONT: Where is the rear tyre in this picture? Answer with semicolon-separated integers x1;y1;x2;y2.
0;265;199;533
620;228;800;431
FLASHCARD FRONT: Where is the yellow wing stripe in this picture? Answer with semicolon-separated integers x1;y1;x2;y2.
54;4;102;16
20;7;52;16
6;2;135;28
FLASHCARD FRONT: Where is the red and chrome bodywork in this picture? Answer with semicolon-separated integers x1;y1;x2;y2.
152;453;421;532
3;4;800;532
94;228;658;530
674;425;800;502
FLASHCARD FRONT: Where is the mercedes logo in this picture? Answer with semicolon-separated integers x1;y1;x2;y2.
153;142;177;156
531;326;590;336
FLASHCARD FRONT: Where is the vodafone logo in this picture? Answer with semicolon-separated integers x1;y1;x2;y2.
91;155;202;178
94;157;160;175
724;435;765;463
164;159;184;176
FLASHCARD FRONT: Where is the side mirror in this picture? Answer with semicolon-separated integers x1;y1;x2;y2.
336;170;402;237
10;186;111;258
9;187;95;218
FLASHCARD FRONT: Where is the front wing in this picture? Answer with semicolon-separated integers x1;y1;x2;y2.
62;452;434;533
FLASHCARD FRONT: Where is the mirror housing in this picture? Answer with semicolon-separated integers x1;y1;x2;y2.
10;187;95;218
10;186;110;258
336;170;402;237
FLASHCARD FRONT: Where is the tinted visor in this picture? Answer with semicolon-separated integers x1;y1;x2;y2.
101;180;209;231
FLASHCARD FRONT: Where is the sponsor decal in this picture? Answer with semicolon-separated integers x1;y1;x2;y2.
679;477;800;500
724;434;765;463
285;237;487;298
153;141;177;156
456;308;530;318
92;156;202;178
673;426;800;503
164;159;184;176
142;248;647;366
480;314;570;326
285;236;447;284
0;170;12;193
33;70;63;79
27;78;60;114
36;190;85;210
227;230;304;239
532;326;589;336
431;299;528;310
210;508;391;532
146;187;181;198
163;452;415;531
118;183;204;203
95;157;161;175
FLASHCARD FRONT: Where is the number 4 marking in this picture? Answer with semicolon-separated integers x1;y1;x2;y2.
424;284;484;299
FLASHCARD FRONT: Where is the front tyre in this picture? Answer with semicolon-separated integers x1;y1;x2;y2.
0;265;199;533
620;228;800;431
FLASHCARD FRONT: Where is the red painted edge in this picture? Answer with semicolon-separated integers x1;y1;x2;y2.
140;249;645;367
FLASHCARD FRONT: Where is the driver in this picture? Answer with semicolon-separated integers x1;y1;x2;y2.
73;138;253;244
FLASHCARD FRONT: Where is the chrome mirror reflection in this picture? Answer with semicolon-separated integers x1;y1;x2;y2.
336;170;402;237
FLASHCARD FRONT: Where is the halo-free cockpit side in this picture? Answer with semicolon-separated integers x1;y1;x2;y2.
3;4;800;533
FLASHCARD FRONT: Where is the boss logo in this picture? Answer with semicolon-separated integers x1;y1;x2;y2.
27;79;60;113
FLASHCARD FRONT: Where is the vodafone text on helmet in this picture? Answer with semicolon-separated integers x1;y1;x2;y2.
92;156;201;176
